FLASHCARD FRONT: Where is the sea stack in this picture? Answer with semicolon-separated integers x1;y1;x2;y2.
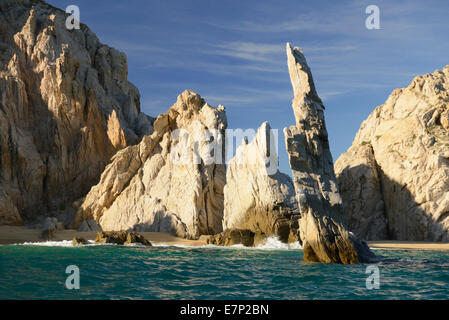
283;43;376;263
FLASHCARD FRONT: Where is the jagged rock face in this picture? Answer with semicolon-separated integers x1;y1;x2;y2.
74;90;227;239
284;43;376;263
0;0;153;225
77;219;102;232
335;66;449;241
222;121;300;243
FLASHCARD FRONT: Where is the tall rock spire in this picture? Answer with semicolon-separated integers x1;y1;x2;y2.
284;43;376;263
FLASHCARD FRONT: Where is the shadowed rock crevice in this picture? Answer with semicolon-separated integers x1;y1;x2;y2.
335;145;389;240
338;161;449;241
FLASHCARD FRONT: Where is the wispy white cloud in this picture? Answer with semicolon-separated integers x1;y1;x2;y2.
304;45;358;53
210;41;283;62
206;18;327;34
319;90;351;100
204;3;360;35
142;53;289;82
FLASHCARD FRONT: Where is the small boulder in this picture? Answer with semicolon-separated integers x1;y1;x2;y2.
40;217;61;240
72;237;89;245
95;231;128;244
209;229;257;247
94;231;152;246
124;232;152;246
42;217;56;231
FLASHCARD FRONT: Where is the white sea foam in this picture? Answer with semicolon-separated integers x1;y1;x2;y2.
256;236;302;250
19;240;75;246
16;236;302;250
152;236;302;250
18;240;97;247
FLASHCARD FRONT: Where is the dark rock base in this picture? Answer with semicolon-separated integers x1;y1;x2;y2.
94;231;152;246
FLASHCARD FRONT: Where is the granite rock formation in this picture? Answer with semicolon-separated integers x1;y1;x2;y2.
335;66;449;241
0;0;153;225
39;216;64;240
74;90;227;239
77;219;102;232
207;229;266;247
284;43;376;263
222;121;300;243
94;231;152;246
334;145;388;240
72;236;89;245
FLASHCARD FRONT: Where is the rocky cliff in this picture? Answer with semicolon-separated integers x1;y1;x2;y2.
284;43;376;263
0;0;153;225
335;66;449;241
222;121;300;243
74;90;227;239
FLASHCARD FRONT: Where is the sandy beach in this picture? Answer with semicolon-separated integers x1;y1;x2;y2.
367;241;449;250
2;226;449;250
0;226;207;246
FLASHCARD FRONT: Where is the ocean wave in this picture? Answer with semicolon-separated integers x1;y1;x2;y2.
17;240;99;247
15;236;302;250
256;236;302;250
153;236;302;250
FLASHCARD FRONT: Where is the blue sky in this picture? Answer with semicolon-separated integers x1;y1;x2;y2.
49;0;449;175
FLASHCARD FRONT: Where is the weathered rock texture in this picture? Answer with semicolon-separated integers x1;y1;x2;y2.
335;145;388;240
335;66;449;241
74;90;227;239
222;121;300;243
207;229;265;247
77;219;102;232
72;236;89;246
94;231;152;246
284;43;376;263
0;0;153;225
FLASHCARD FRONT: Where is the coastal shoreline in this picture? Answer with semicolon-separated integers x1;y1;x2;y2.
0;226;207;246
1;226;449;250
367;241;449;250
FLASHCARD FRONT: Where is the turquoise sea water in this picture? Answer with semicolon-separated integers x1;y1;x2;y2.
1;240;448;300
